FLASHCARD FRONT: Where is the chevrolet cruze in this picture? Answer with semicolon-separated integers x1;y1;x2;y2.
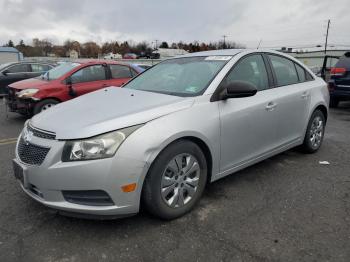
13;49;329;220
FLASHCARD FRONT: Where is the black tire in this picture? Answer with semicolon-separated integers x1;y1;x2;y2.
142;140;207;220
301;110;326;153
329;98;339;108
33;99;59;115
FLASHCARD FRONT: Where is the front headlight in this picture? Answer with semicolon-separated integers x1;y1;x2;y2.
17;88;39;98
61;125;143;162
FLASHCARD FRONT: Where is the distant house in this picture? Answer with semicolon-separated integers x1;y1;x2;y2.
0;47;22;64
69;49;79;59
152;48;188;59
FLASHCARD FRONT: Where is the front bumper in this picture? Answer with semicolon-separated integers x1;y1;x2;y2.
13;132;149;217
6;88;36;114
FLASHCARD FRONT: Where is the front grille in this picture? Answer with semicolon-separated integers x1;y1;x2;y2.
17;137;50;165
27;124;56;140
62;190;114;206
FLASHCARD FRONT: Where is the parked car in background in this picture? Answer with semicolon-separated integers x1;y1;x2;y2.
318;55;339;82
123;53;138;59
328;52;350;107
132;63;152;71
12;49;329;220
6;60;143;116
103;52;122;60
0;61;55;96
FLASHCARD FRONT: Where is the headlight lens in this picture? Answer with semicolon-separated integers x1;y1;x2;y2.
17;88;39;98
62;125;143;162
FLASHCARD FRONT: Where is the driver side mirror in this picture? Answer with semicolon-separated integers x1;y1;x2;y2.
218;81;257;100
2;70;9;76
66;76;72;85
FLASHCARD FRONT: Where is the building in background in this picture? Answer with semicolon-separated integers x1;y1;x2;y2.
0;47;22;64
69;49;79;59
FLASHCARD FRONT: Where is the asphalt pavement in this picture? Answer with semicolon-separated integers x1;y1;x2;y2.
0;98;350;262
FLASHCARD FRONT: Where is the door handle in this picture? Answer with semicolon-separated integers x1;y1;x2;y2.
301;91;309;99
265;102;277;111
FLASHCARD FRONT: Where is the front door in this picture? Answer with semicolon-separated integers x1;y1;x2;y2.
218;54;278;172
0;64;30;94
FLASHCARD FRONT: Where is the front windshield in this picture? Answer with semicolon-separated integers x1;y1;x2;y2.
43;62;80;80
125;56;231;96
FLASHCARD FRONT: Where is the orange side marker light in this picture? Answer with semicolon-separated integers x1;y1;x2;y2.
121;183;137;192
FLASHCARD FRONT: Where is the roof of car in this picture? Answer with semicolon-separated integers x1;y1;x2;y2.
0;61;55;66
178;49;288;58
180;49;244;57
70;59;129;65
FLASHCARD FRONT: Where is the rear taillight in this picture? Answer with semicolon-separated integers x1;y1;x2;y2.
330;67;346;76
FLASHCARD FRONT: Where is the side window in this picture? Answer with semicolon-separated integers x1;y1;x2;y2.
110;65;132;79
6;64;29;73
295;63;306;82
31;64;50;72
71;65;106;84
268;55;299;86
305;71;314;81
224;54;269;91
130;69;138;77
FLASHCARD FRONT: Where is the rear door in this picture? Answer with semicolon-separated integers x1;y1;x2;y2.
266;54;311;145
107;64;133;87
69;64;109;96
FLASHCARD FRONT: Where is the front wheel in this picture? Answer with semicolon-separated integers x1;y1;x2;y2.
301;110;326;153
33;99;59;115
142;140;207;220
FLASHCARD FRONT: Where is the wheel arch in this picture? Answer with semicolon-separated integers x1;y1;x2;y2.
314;104;328;122
142;135;214;187
36;97;62;103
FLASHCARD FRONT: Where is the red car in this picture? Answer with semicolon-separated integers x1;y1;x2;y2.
6;60;143;116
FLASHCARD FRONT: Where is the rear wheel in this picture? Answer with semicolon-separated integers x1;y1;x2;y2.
329;98;339;108
142;140;207;220
301;110;325;153
33;99;59;115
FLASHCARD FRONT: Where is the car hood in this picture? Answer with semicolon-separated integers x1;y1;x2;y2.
9;78;52;90
30;87;194;139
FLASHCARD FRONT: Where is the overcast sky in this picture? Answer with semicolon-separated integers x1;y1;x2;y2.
0;0;349;49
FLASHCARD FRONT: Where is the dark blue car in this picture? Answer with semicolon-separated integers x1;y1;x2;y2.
328;52;350;107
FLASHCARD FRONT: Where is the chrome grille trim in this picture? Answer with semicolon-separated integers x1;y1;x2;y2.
27;124;56;140
17;137;50;166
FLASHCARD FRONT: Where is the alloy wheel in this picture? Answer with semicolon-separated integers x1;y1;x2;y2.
160;153;200;208
309;116;324;148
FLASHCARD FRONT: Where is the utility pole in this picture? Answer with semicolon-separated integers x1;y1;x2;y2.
153;40;159;50
324;19;330;54
222;35;227;49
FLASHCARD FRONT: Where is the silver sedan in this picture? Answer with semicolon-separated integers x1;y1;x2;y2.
13;49;329;219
